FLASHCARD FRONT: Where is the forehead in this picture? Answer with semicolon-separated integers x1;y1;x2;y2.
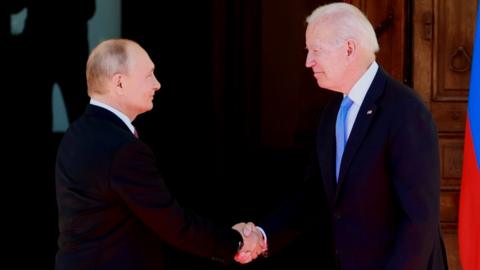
305;20;335;46
129;45;154;69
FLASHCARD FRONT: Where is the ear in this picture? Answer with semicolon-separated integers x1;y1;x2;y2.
112;73;125;95
345;39;357;59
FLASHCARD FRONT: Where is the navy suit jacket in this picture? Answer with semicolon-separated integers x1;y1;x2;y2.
55;105;241;270
262;68;448;270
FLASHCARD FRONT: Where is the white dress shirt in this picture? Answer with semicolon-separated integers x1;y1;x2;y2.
343;61;379;139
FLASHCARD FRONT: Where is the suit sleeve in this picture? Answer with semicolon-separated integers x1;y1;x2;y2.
387;100;441;269
109;141;241;263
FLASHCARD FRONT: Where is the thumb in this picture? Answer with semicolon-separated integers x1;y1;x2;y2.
243;222;255;236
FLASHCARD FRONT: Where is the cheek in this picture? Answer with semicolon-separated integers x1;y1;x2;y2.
313;56;324;66
316;55;336;70
328;57;346;75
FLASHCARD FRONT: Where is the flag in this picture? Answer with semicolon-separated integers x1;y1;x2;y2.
458;6;480;270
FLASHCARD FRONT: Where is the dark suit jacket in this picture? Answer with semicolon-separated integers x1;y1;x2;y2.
262;68;448;270
55;105;241;270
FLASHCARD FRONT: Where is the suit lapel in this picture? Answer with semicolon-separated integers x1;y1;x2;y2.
336;68;387;194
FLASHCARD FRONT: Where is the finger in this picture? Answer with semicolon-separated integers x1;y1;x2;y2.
235;252;252;264
243;223;252;236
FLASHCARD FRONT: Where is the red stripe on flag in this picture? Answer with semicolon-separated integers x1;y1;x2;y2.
459;118;480;270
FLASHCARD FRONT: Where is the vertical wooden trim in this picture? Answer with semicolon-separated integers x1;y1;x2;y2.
413;0;433;109
432;0;440;102
404;0;414;86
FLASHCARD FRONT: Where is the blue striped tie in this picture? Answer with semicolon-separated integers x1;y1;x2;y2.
335;96;353;181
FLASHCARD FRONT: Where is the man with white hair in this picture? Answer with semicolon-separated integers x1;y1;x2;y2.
239;3;448;269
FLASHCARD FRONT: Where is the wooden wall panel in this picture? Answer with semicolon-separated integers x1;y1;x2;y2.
414;0;477;269
439;137;464;186
351;0;407;82
433;0;476;101
431;102;467;133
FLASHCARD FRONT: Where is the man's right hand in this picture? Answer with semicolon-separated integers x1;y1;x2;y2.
232;222;268;264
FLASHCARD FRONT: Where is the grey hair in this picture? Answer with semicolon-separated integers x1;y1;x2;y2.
306;3;379;53
86;39;138;95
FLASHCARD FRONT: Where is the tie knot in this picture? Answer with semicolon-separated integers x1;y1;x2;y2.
340;96;353;110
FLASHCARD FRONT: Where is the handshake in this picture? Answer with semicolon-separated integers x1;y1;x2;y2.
232;222;268;264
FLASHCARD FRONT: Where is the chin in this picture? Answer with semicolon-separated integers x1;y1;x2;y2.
317;82;337;92
317;81;329;89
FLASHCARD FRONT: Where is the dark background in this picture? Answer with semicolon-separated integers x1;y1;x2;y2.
4;0;336;269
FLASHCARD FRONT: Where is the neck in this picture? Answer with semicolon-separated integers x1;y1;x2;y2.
339;57;374;95
91;95;137;121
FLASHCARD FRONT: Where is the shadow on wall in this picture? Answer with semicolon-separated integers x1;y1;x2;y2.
10;0;122;133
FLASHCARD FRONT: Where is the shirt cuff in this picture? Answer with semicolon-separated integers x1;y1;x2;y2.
256;226;268;256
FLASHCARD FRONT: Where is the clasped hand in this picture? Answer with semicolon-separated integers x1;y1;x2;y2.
232;222;268;264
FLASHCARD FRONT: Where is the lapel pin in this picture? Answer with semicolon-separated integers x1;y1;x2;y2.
366;109;373;115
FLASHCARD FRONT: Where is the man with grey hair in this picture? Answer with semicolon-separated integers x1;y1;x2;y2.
238;3;448;269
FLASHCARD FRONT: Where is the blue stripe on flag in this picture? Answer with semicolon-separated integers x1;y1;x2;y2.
468;6;480;168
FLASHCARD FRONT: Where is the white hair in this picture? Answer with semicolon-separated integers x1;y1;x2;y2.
306;3;379;53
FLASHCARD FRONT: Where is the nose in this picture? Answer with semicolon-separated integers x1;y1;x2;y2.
305;51;314;68
153;76;161;91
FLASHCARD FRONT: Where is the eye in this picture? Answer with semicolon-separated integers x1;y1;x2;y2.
307;49;320;56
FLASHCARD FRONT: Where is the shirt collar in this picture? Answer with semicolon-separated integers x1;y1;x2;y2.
90;99;136;134
346;61;378;105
